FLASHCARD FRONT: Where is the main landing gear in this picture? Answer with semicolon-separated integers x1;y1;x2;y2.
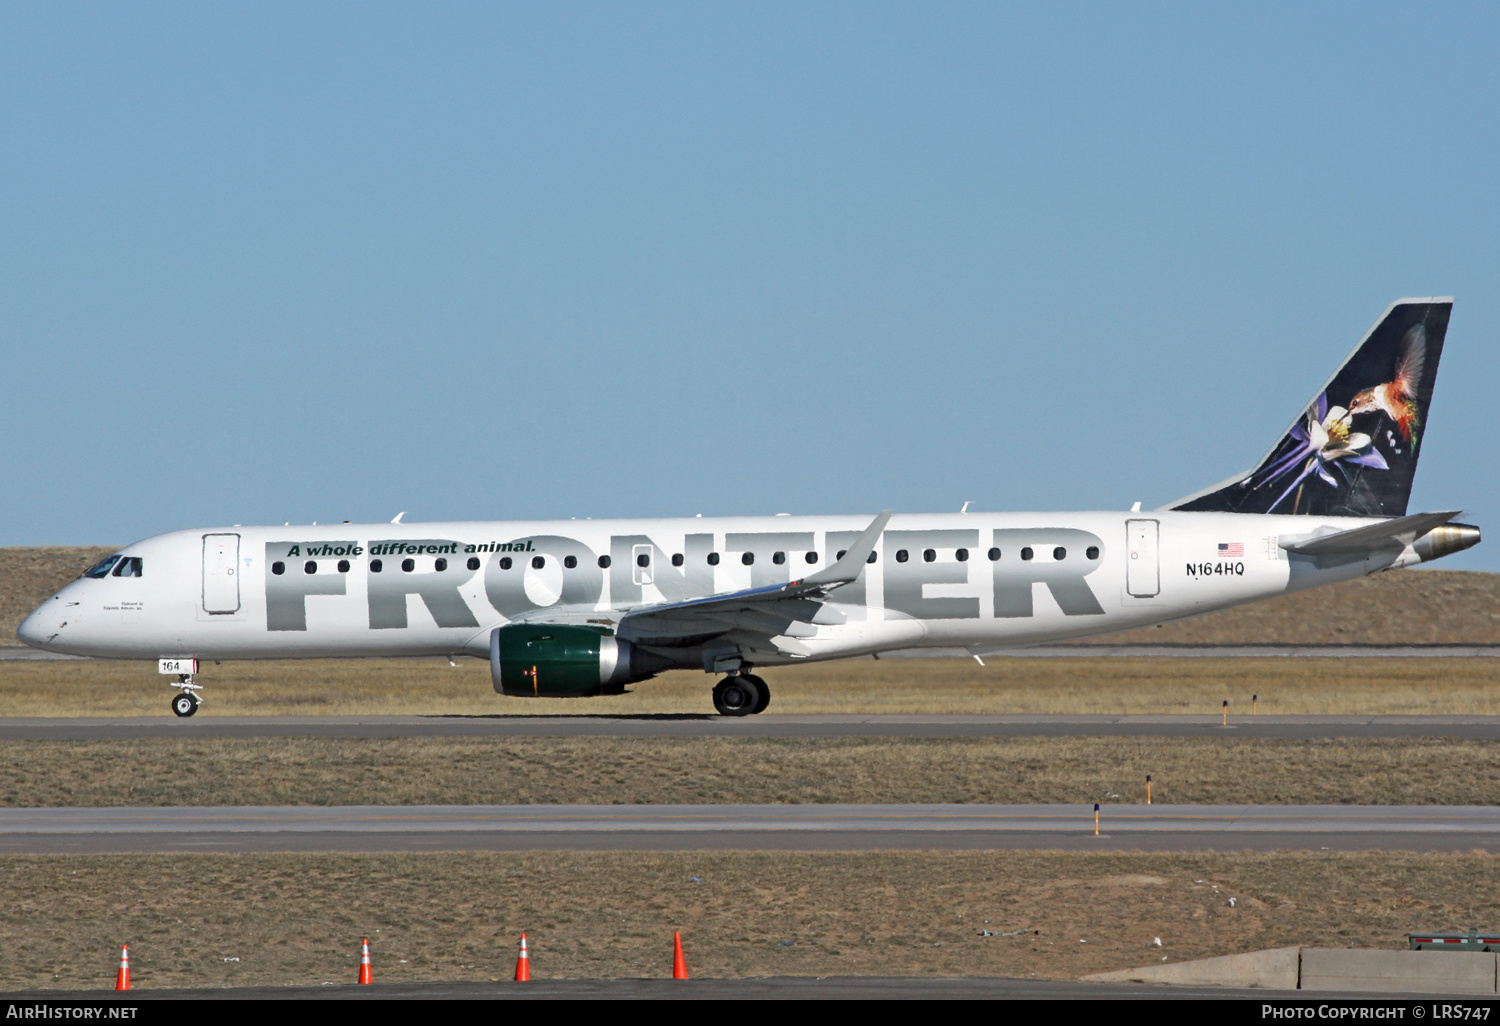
712;672;770;717
170;673;202;718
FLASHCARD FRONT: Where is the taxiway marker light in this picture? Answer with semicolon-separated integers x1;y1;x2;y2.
1093;803;1100;836
1146;775;1152;805
1222;700;1228;726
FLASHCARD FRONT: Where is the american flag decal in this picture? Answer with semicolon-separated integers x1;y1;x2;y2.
1218;542;1244;558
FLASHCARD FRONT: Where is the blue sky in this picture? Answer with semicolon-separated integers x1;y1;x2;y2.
3;2;1498;569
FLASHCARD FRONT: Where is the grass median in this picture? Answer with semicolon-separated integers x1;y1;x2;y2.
4;655;1500;716
3;850;1495;990
2;735;1498;807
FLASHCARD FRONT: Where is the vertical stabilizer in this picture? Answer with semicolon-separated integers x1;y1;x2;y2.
1169;299;1451;518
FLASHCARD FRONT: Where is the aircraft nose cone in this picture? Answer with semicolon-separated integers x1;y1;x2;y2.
16;595;71;651
16;605;48;647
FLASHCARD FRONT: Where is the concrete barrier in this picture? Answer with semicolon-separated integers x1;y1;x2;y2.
1300;948;1497;994
1081;946;1300;989
1085;947;1500;993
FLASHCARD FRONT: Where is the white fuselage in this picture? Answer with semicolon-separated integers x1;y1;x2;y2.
18;510;1409;665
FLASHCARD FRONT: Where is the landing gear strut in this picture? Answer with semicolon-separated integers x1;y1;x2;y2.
712;672;770;716
170;673;202;718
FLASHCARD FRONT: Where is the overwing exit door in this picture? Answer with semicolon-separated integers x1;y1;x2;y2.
1126;519;1159;598
202;533;241;614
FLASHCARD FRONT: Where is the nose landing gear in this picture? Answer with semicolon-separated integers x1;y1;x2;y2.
711;672;770;716
170;673;202;718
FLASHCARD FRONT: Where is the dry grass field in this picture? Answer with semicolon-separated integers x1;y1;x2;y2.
3;549;1497;995
4;654;1500;717
0;736;1496;807
3;850;1495;990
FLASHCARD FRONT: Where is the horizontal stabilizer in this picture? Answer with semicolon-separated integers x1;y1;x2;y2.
1282;510;1461;556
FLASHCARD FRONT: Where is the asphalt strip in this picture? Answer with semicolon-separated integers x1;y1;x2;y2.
1;803;1496;854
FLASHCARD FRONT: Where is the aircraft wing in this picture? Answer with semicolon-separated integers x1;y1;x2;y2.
612;510;891;653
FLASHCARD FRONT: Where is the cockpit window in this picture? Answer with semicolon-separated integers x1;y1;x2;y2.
84;556;121;579
111;557;143;577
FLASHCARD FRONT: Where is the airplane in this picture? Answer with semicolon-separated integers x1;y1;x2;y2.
18;298;1479;718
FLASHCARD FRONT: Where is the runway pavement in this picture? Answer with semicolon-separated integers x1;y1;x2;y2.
3;802;1496;854
3;712;1499;740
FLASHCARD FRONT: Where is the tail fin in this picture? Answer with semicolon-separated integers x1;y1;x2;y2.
1169;298;1451;518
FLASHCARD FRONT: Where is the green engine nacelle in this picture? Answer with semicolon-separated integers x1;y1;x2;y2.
490;623;647;697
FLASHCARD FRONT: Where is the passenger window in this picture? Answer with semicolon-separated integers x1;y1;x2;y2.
922;549;936;563
671;553;683;567
956;548;969;562
805;551;818;563
988;548;1001;561
435;558;448;572
370;559;383;573
1053;547;1066;560
836;550;847;561
304;561;317;574
895;549;909;563
707;552;720;566
564;555;578;569
272;561;286;576
338;559;350;573
598;555;611;569
1021;547;1033;561
500;557;513;570
1086;546;1099;560
866;551;876;563
84;556;121;579
401;558;415;572
772;551;786;565
742;552;755;566
533;556;546;569
636;553;650;568
467;557;481;571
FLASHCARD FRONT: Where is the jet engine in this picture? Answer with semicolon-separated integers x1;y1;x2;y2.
489;624;667;697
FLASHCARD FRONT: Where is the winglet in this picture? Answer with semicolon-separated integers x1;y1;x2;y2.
391;512;406;524
801;510;892;587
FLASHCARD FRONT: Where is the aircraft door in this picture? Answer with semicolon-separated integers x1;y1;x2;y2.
631;544;654;587
1125;519;1159;598
202;533;241;614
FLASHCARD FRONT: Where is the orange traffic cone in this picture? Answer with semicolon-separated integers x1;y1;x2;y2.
672;931;687;979
114;945;130;991
514;933;530;981
358;938;372;984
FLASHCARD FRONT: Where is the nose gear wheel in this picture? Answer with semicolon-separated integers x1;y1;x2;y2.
169;672;202;717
